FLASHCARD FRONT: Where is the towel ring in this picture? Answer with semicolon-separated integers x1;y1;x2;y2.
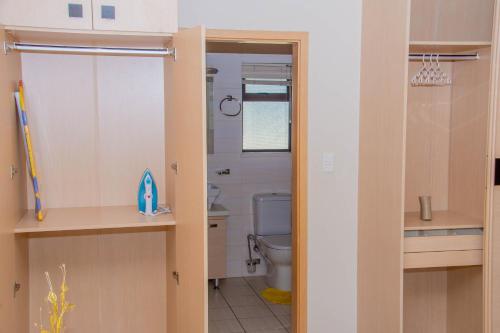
219;95;242;117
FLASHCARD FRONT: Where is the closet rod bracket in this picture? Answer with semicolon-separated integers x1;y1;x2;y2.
3;41;12;55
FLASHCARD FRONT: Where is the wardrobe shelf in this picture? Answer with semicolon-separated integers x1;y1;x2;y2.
5;26;173;48
404;210;483;231
409;41;492;53
15;206;175;234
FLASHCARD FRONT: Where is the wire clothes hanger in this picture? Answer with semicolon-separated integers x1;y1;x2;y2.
411;54;452;87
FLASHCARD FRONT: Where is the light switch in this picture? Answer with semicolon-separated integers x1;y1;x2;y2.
322;153;334;173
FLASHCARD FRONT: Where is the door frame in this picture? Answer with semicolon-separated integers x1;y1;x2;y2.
205;29;309;333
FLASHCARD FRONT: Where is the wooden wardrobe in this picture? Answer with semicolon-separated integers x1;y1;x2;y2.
359;0;500;332
0;14;208;333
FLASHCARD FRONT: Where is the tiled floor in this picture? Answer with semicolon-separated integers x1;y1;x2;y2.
208;276;291;333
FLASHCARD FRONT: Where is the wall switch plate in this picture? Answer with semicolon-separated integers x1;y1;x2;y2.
322;153;334;172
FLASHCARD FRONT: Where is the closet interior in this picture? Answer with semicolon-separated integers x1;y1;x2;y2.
1;25;207;332
403;0;495;332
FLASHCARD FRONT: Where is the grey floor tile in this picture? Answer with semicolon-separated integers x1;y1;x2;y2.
277;314;291;329
231;304;274;319
225;294;265;307
209;291;230;309
209;319;244;333
239;316;284;332
209;307;237;320
268;304;291;316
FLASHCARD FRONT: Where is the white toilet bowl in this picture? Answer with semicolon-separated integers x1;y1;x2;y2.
258;234;292;291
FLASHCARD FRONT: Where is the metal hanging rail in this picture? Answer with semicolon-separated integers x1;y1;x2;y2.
409;53;479;61
4;42;175;57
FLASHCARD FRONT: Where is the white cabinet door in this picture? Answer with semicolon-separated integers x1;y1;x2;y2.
92;0;177;34
0;0;93;30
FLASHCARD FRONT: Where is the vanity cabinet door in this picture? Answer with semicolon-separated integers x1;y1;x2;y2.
0;0;93;30
91;0;177;33
208;217;227;279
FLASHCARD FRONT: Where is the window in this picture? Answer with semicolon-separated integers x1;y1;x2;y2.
242;64;292;152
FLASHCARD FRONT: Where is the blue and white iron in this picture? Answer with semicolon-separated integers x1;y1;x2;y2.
138;168;159;216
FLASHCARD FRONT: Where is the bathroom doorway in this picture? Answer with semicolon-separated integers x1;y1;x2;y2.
205;30;308;333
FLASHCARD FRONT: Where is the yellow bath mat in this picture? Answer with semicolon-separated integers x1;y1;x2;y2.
260;288;291;304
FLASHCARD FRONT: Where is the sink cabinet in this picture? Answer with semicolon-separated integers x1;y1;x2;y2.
208;216;227;280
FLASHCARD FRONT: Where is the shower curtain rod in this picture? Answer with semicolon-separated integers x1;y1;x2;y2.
4;42;175;57
409;52;479;61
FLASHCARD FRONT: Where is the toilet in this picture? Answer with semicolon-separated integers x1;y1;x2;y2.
253;193;292;291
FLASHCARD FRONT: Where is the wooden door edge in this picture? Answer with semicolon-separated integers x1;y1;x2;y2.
484;1;500;332
205;29;309;333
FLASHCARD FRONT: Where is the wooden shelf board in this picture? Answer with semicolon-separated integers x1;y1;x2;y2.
404;210;483;231
6;26;172;48
15;206;175;234
409;41;492;53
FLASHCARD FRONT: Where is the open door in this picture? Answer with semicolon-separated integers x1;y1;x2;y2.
165;26;207;333
0;28;28;333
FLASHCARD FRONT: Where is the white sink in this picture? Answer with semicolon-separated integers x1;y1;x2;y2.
207;183;221;210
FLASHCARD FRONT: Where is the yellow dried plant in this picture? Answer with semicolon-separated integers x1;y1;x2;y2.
35;264;75;333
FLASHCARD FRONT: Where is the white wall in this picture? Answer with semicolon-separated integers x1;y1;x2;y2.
207;53;292;277
180;1;362;332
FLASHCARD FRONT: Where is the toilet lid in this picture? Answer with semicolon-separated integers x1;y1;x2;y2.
261;235;291;250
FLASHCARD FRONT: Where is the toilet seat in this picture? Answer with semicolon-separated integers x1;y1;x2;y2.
260;234;291;250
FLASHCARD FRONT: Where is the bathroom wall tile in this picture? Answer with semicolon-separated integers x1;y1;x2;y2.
241;159;292;184
215;183;244;198
216;196;242;216
227;260;243;277
226;245;246;261
214;119;242;139
214;137;243;154
226;215;252;246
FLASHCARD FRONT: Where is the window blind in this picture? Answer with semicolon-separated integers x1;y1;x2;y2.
242;63;292;85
